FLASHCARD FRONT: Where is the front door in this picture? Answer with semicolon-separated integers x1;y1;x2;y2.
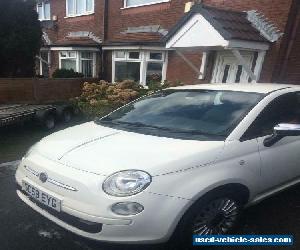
212;51;254;84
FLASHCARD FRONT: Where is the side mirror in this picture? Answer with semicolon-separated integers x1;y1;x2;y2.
264;123;300;147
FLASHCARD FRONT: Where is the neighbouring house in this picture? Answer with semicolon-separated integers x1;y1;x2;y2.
36;0;105;78
38;0;300;86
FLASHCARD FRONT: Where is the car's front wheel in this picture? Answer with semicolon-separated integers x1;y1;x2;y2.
172;190;243;248
192;197;240;235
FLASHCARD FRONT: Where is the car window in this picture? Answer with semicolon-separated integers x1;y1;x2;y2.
97;90;263;141
241;92;300;141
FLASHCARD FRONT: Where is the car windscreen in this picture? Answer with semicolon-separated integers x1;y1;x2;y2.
96;89;263;141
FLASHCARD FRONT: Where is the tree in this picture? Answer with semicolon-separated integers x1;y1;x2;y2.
0;0;42;77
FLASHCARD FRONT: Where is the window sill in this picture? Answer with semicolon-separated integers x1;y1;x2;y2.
121;0;170;10
39;19;51;22
64;12;95;19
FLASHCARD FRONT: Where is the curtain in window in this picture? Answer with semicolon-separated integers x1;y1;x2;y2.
115;62;140;82
61;59;76;71
81;60;93;77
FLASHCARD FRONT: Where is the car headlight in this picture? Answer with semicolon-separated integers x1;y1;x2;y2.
103;170;152;197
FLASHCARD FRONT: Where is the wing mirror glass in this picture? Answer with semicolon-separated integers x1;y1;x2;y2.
264;123;300;147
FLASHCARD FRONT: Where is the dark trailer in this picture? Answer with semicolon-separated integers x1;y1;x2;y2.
0;104;74;130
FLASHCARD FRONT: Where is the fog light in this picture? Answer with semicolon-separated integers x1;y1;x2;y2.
111;202;144;216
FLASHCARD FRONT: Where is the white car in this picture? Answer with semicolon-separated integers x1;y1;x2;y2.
16;83;300;245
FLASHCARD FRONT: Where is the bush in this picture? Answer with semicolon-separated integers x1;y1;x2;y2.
72;79;184;118
52;69;84;78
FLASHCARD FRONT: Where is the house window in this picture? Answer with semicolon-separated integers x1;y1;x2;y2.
81;52;94;77
146;63;163;83
115;62;141;82
60;51;77;71
124;0;169;8
129;52;140;59
37;1;51;21
59;51;96;77
112;50;167;85
149;52;163;60
67;0;94;17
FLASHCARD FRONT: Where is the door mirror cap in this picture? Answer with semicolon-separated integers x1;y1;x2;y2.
274;123;300;136
264;123;300;147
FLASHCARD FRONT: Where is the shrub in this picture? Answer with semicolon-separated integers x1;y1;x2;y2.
72;79;184;118
52;68;84;78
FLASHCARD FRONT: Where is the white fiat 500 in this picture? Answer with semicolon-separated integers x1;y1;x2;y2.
16;84;300;244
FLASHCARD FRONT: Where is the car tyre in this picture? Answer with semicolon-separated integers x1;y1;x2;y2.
171;190;243;249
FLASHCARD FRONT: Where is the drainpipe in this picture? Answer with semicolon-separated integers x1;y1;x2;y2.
101;0;109;80
103;0;108;41
277;0;300;82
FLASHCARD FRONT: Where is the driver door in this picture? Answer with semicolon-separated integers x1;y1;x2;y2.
242;92;300;192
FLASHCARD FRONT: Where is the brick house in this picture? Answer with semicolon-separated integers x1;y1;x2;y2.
38;0;300;86
36;0;105;78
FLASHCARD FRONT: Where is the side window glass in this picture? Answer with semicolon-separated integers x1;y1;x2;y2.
242;93;300;141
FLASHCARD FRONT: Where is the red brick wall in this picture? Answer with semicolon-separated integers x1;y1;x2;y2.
107;1;204;83
107;0;191;42
106;0;294;83
167;50;202;84
166;50;216;84
42;0;104;78
0;78;96;104
43;0;295;84
279;11;300;84
202;0;294;83
107;0;292;42
45;0;105;43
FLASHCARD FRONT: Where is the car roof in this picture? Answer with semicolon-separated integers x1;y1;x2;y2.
170;83;300;94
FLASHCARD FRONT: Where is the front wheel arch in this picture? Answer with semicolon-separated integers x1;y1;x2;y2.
169;183;250;247
198;183;250;206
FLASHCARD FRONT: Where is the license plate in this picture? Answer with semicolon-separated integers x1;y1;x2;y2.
22;181;61;212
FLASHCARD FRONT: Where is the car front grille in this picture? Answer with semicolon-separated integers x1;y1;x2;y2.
16;184;102;234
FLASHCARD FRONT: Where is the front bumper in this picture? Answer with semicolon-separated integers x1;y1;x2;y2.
15;153;191;243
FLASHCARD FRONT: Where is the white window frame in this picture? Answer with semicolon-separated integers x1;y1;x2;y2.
66;0;94;18
39;50;50;76
59;51;96;77
123;0;170;9
112;50;168;85
37;1;51;21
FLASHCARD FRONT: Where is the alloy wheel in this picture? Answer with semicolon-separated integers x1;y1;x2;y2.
192;198;239;235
